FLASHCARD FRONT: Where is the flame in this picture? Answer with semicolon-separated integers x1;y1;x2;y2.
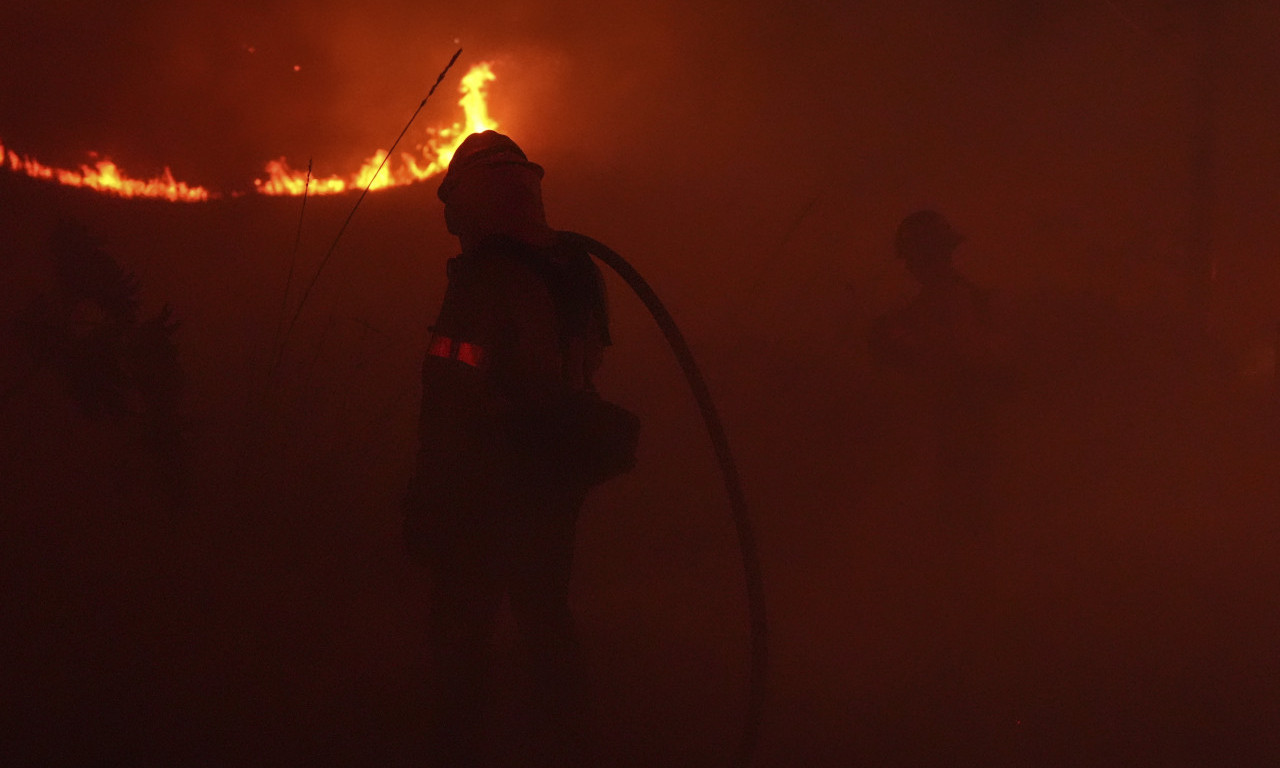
254;61;499;196
1;61;500;202
255;159;346;196
1;138;211;202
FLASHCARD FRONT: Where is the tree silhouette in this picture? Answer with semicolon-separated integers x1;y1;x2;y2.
14;219;189;508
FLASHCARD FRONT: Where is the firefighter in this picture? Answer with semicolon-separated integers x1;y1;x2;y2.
403;131;637;767
870;209;1010;533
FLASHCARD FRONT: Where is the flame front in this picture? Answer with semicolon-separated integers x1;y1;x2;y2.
0;61;500;202
1;139;211;202
253;62;499;197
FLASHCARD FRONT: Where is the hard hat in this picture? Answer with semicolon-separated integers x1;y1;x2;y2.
895;209;963;260
437;131;544;204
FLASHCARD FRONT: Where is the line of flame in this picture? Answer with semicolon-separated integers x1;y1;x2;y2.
0;61;498;202
1;139;212;202
252;61;498;196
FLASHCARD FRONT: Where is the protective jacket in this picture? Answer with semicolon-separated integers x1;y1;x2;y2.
406;233;636;559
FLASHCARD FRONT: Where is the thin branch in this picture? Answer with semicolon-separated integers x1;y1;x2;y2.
274;48;463;372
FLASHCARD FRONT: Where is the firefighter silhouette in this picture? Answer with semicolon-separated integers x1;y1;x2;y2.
870;210;1010;533
403;131;637;767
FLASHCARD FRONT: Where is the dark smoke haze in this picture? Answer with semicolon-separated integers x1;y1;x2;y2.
3;1;1280;766
7;0;1277;319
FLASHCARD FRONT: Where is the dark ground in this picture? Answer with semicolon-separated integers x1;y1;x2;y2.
1;156;1278;768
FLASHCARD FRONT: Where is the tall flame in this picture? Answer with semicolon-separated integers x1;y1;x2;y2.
253;62;499;196
0;61;500;202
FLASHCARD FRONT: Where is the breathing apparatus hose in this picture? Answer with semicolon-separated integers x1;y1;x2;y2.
560;231;768;768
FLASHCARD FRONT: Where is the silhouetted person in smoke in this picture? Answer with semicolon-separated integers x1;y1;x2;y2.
403;131;637;767
870;210;1010;533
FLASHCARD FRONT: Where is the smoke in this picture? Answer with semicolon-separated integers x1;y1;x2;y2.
4;1;1280;765
5;0;1276;265
0;0;688;190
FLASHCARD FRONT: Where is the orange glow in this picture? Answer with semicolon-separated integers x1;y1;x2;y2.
1;138;211;202
1;60;499;202
253;61;498;197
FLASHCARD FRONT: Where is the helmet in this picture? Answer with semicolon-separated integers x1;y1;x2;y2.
894;209;963;261
437;130;544;204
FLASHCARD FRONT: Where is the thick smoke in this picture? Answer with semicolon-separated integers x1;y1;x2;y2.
2;1;1279;766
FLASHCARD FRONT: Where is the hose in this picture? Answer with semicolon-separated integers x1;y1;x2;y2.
560;231;767;768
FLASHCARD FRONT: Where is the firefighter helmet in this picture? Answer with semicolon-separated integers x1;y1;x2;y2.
437;130;544;204
894;209;963;262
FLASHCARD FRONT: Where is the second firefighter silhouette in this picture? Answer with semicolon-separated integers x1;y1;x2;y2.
404;131;639;767
870;210;1011;533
